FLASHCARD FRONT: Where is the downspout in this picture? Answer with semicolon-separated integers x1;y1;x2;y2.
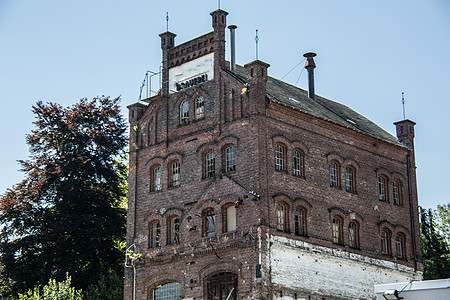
406;151;418;271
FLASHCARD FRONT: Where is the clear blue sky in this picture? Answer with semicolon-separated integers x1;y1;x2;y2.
1;0;449;209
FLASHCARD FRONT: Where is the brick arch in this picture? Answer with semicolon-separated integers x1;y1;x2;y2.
198;259;242;283
292;197;312;208
163;206;185;218
145;156;165;168
218;134;239;149
271;135;290;147
343;157;360;169
326;152;344;165
145;271;185;299
196;140;218;154
165;151;184;163
272;193;294;207
291;140;308;153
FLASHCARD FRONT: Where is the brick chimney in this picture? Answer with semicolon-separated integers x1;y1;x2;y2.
210;9;228;77
159;31;176;96
303;52;317;100
244;60;270;114
394;119;416;150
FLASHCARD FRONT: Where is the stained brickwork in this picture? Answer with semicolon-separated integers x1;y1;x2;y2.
125;9;422;300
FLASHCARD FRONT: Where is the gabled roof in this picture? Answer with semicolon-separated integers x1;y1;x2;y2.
231;64;402;146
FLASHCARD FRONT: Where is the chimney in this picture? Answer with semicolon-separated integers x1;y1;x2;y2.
228;25;237;72
303;52;317;100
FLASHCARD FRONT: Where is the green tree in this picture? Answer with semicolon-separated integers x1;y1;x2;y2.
17;274;83;300
0;97;127;296
84;271;123;300
435;203;450;244
420;207;450;279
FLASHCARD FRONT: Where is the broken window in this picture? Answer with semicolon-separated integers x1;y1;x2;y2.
276;203;287;232
195;95;204;119
295;207;306;236
168;216;180;245
203;208;216;237
180;100;189;124
149;221;161;248
170;161;180;187
348;221;359;248
224;145;236;173
206;272;237;300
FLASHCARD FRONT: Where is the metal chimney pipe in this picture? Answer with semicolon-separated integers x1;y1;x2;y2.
228;25;237;72
303;52;317;100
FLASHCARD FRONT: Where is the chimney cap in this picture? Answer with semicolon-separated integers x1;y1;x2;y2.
303;52;317;58
228;25;237;29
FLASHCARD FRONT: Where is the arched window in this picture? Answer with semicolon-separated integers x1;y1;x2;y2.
345;166;356;193
275;144;285;171
203;208;216;237
224;145;236;173
378;176;388;201
348;221;359;248
332;216;343;244
150;165;162;192
205;152;216;178
330;161;339;187
180;100;189;124
292;150;304;177
149;221;161;248
393;180;402;205
169;161;180;187
167;216;180;245
295;207;306;236
206;272;237;300
381;229;391;255
396;233;406;259
223;204;237;232
276;203;288;232
195;95;205;119
153;282;182;300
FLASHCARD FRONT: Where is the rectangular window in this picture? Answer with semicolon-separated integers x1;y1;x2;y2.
276;203;286;231
393;181;401;205
170;161;180;187
275;144;285;171
330;162;338;187
150;222;160;248
206;152;215;178
225;146;236;173
378;176;387;201
153;167;162;191
345;167;354;192
293;150;302;177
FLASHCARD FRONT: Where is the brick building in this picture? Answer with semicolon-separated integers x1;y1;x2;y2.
125;9;423;300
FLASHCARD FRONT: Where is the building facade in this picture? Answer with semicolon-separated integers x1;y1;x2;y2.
125;9;423;300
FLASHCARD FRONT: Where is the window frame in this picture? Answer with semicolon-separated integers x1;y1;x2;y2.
393;180;402;205
381;229;391;255
292;149;304;177
395;233;406;259
348;221;359;249
206;272;238;300
195;95;205;120
152;282;182;300
224;145;236;173
275;144;286;171
149;221;161;248
180;99;189;124
222;204;237;233
378;175;388;201
169;161;180;187
276;202;288;232
332;216;343;244
202;208;216;237
150;165;162;192
294;207;307;236
329;161;339;188
345;166;356;193
167;216;180;245
205;151;216;178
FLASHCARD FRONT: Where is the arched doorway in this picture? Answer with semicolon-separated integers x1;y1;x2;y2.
206;272;237;300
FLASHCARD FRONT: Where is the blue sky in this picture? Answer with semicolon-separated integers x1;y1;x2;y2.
1;0;449;209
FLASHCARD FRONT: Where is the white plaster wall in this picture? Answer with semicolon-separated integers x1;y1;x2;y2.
270;236;422;300
168;53;214;94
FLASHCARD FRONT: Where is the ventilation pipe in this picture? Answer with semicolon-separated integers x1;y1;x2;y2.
303;52;317;100
228;25;237;72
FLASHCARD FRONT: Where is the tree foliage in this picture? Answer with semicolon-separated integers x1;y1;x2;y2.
17;274;83;300
420;206;450;280
0;97;127;296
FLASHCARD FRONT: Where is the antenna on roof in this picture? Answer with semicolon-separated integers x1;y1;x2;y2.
255;29;259;60
402;92;406;120
166;12;169;32
218;0;221;9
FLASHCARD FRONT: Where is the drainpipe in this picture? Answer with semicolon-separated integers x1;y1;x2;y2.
228;25;237;72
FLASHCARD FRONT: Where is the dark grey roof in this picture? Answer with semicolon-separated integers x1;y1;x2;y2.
232;64;401;146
